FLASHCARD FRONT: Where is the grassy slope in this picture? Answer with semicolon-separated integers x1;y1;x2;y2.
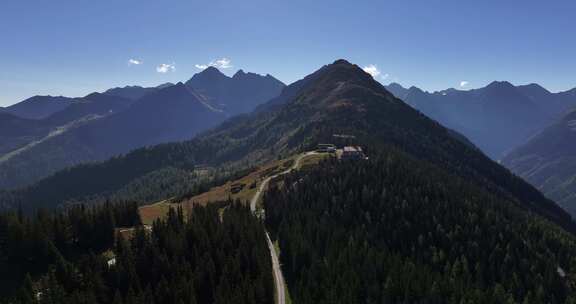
137;152;330;225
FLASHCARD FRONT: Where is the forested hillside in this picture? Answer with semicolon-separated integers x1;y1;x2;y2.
265;149;576;303
0;202;272;304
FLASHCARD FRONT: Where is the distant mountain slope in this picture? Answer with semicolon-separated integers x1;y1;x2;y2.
0;83;226;190
4;96;77;119
43;92;134;126
186;67;285;114
0;112;50;155
2;59;572;234
503;109;576;216
386;82;576;159
0;93;134;160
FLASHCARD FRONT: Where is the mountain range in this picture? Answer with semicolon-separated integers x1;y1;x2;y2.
186;67;285;114
0;69;284;190
1;59;571;232
386;82;576;159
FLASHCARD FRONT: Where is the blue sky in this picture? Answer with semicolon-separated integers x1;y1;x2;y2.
1;0;575;106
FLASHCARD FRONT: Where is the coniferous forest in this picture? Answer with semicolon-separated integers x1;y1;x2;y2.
264;148;576;303
0;202;273;304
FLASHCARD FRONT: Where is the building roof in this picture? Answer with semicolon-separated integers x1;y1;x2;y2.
343;146;362;152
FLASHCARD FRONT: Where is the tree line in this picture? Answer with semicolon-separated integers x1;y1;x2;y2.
0;201;273;304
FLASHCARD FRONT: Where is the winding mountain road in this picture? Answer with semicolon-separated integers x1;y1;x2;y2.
249;152;313;212
250;151;315;304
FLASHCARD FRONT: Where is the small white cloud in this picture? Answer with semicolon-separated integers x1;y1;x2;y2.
381;73;390;80
460;81;469;88
363;64;381;78
214;58;232;68
195;57;233;70
128;59;143;66
156;63;176;73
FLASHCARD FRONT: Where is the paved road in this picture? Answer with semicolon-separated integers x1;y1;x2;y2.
250;151;315;304
266;231;286;304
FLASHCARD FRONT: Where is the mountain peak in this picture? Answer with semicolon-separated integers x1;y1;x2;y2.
201;66;226;76
233;69;246;78
83;92;103;100
166;82;188;91
203;66;221;73
387;82;405;90
332;59;352;65
524;83;549;91
188;67;230;85
405;86;429;99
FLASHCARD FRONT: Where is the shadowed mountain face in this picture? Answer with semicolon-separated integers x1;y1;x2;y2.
0;93;133;157
186;67;285;114
2;59;572;234
43;93;134;126
503;109;576;216
0;69;285;190
385;82;576;159
73;83;226;156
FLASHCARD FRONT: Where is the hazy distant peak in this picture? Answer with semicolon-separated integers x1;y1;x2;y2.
156;82;174;89
162;82;189;93
25;95;69;101
82;92;103;100
408;86;426;93
486;80;516;90
233;69;246;78
387;82;406;90
523;83;550;92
